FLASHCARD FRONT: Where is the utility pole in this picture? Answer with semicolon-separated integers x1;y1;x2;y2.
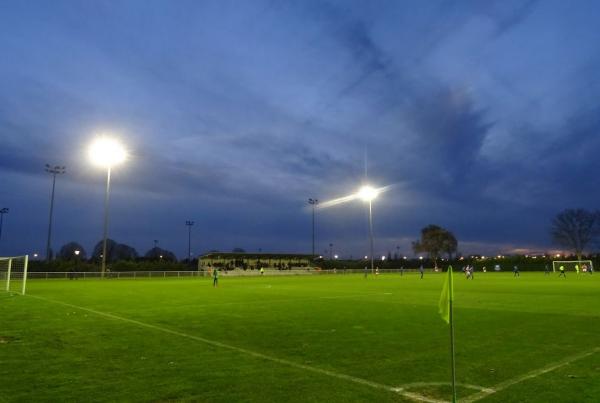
0;208;8;248
45;164;65;262
308;198;318;257
185;221;194;262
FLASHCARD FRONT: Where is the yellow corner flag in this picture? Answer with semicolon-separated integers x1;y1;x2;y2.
438;266;454;324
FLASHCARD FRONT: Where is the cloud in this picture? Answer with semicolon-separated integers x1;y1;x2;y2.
1;0;600;257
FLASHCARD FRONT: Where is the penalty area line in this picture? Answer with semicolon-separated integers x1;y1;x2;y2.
463;347;600;402
26;294;440;403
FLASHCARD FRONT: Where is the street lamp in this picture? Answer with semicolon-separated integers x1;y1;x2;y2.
0;207;8;248
89;136;127;277
308;198;318;257
45;164;66;262
185;221;194;262
357;185;379;275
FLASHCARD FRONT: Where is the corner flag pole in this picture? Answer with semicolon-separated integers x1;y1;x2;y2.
439;266;457;402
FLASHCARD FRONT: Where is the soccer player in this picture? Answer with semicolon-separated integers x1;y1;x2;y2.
400;266;404;276
364;266;368;278
575;264;580;275
544;264;550;275
375;267;379;276
513;265;520;277
558;265;566;278
260;267;264;276
213;267;219;287
419;264;424;279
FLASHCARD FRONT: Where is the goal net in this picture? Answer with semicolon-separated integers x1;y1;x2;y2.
0;255;29;294
552;260;593;273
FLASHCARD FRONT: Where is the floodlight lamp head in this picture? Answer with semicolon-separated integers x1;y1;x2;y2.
89;136;127;168
357;185;378;202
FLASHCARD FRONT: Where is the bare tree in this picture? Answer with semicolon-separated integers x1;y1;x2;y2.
551;209;600;260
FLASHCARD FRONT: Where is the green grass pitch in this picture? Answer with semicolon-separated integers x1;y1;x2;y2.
1;272;599;402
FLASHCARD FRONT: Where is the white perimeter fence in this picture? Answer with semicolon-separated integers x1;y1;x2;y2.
24;268;430;280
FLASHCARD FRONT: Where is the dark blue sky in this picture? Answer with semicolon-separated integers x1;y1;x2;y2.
1;0;599;259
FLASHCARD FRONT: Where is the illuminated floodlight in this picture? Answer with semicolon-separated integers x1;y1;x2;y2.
357;185;379;202
364;255;368;259
89;135;129;278
334;254;338;259
74;250;80;256
381;255;386;261
419;256;423;260
89;137;127;168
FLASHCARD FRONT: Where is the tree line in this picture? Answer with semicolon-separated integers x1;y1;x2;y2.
407;208;600;268
53;239;177;262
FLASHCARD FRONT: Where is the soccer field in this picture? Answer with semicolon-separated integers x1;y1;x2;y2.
1;272;599;402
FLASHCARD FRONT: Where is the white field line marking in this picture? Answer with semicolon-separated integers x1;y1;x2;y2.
394;382;493;393
463;347;600;402
27;294;438;403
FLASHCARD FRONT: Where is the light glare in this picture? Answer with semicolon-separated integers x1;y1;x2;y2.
357;185;378;202
89;137;127;168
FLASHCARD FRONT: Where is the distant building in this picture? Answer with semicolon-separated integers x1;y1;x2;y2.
198;252;314;271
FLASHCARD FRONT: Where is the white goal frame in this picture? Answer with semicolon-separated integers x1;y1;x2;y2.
1;255;29;295
552;260;593;273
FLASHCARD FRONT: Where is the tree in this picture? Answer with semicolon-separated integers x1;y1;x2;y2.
551;208;600;260
92;239;138;261
144;247;176;262
442;232;458;260
413;225;458;268
232;247;246;253
58;242;87;260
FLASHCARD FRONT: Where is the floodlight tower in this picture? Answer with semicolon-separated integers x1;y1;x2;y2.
357;185;379;275
185;221;194;262
45;164;66;262
88;136;127;277
308;198;318;257
0;207;8;247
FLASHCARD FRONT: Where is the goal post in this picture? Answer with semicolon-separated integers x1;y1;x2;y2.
0;255;29;295
552;260;593;273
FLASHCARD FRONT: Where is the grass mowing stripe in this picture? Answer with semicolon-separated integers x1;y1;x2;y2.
463;347;600;402
26;293;441;403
